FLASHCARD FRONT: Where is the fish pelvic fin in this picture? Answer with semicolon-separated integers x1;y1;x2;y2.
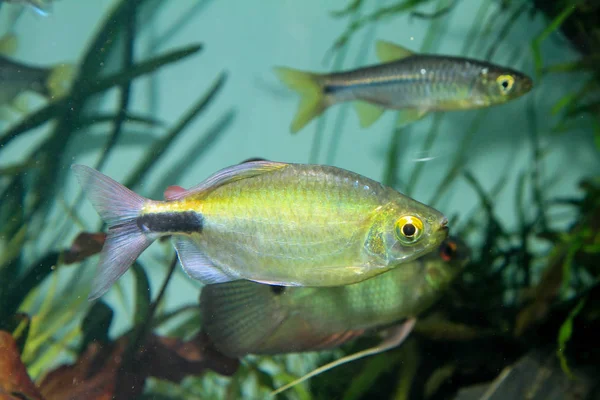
71;165;154;301
271;318;417;397
354;101;386;128
0;33;18;56
45;63;76;100
396;108;428;127
376;40;415;63
200;280;287;357
273;67;328;133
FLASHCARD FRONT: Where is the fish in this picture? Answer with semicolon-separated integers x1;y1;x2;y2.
2;0;53;16
200;237;470;357
72;160;449;300
275;40;533;133
0;34;74;112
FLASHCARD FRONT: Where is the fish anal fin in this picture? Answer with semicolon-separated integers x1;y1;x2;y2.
200;280;287;357
354;101;385;128
271;318;417;397
166;161;288;201
376;40;415;63
396;108;428;127
173;237;233;284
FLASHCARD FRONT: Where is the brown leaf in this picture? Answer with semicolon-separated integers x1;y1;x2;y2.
38;332;239;400
0;331;44;400
62;232;106;265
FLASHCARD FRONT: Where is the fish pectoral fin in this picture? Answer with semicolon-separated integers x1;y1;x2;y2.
375;40;415;63
173;237;233;284
0;33;18;56
396;108;428;127
271;318;417;397
165;160;288;201
200;280;287;357
354;101;386;128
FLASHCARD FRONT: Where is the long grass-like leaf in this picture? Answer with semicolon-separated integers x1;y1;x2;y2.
124;71;227;188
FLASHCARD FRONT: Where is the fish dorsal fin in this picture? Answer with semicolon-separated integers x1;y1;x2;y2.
376;40;415;63
270;318;417;397
166;161;288;201
0;33;18;56
200;280;288;357
354;101;386;128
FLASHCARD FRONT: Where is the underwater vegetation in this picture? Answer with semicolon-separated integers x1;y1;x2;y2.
0;0;599;399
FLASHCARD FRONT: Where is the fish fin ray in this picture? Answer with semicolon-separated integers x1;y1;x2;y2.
271;318;417;396
396;108;428;127
376;40;415;63
273;67;328;133
354;101;386;128
173;237;233;284
71;164;153;300
89;225;153;301
200;280;287;357
165;161;288;201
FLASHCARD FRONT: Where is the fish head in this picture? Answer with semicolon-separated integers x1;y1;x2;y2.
423;236;470;290
472;65;533;106
366;200;449;266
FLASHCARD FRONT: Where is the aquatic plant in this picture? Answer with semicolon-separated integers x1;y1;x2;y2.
0;0;233;395
0;0;598;399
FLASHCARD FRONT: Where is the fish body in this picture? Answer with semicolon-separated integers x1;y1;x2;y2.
72;161;448;300
275;40;533;133
0;35;74;109
0;55;51;104
201;237;469;357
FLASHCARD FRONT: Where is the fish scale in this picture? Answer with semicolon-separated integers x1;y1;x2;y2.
72;161;448;300
200;237;470;357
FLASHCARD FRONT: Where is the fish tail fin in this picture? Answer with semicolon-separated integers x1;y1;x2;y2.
200;280;287;357
71;164;155;301
273;67;328;133
45;63;76;100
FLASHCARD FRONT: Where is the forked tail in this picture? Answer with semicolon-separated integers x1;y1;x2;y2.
273;67;329;133
72;164;155;300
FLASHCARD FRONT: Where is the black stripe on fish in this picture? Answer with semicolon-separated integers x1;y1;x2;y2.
136;212;203;234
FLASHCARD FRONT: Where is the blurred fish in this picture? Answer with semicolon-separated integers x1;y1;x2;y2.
275;40;533;133
200;237;469;357
2;0;53;16
72;161;448;300
0;34;74;113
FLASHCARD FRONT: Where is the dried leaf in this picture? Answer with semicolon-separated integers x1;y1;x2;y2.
38;332;239;400
61;233;106;265
0;331;44;400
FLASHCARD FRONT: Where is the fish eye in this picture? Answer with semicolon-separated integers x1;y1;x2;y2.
497;74;515;94
440;240;458;262
395;216;424;244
